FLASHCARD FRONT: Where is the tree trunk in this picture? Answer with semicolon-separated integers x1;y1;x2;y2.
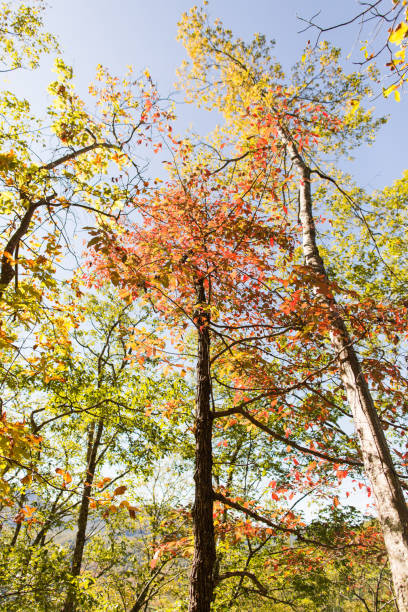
0;201;41;294
283;130;408;610
188;279;216;612
62;418;104;612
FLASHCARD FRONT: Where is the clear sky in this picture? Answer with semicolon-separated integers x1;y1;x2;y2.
2;0;407;192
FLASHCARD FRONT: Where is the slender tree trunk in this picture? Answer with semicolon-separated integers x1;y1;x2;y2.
129;586;149;612
188;279;216;612
62;418;104;612
129;563;166;612
10;519;22;547
9;493;26;546
282;130;408;610
0;201;41;294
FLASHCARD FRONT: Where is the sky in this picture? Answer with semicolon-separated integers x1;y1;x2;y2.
3;0;407;193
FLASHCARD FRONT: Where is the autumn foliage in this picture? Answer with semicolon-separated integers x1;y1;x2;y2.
0;2;408;611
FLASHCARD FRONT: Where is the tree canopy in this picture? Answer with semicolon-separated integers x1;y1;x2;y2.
0;1;408;611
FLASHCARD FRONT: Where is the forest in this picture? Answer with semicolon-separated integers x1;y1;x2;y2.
1;1;408;610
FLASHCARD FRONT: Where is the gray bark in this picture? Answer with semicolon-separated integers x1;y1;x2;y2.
281;128;408;610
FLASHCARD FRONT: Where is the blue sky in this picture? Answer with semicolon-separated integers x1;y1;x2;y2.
3;0;407;191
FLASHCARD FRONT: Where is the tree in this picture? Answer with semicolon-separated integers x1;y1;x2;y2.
0;288;185;611
2;3;407;610
299;0;408;99
89;124;303;609
60;459;191;611
0;0;57;500
176;7;408;608
0;0;57;72
57;293;173;611
89;113;376;609
0;17;173;494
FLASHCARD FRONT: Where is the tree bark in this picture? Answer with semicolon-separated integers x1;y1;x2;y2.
62;418;104;612
0;200;42;293
188;279;216;612
0;142;120;296
282;129;408;610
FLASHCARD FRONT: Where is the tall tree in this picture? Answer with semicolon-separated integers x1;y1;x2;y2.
1;288;183;610
90;129;350;608
0;36;172;491
176;8;408;608
0;0;57;499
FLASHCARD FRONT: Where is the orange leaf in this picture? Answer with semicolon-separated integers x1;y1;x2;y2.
56;468;72;484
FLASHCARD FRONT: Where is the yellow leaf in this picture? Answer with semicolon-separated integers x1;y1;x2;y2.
118;288;131;300
394;89;401;101
349;99;360;115
383;84;396;98
389;22;408;45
